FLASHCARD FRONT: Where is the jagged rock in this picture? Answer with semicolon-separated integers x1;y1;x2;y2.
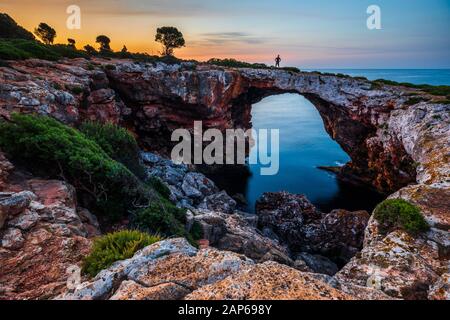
185;261;352;300
255;192;369;264
334;184;450;300
58;238;198;300
198;191;237;214
0;151;14;191
335;229;442;300
0;191;36;228
181;172;218;200
428;274;450;300
191;210;292;265
86;88;123;124
1;228;25;249
0;178;98;300
127;249;254;291
140;152;161;164
303;209;370;263
59;238;356;301
296;253;339;276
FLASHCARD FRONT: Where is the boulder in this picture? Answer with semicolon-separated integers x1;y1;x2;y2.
191;210;292;265
0;191;36;228
198;191;237;214
255;192;369;264
181;172;218;200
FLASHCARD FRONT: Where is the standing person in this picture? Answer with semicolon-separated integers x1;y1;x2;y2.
275;54;281;68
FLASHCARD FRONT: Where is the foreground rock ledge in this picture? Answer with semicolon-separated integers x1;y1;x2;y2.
59;238;356;300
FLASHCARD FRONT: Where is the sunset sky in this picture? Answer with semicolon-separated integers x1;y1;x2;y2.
2;0;450;68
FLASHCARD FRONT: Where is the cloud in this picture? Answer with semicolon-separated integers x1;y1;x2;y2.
198;32;270;45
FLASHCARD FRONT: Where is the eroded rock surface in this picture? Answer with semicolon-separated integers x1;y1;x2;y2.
0;176;98;300
335;185;449;300
256;192;370;266
59;238;357;300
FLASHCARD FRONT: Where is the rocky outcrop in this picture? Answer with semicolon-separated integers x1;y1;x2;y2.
335;184;449;300
0;158;99;299
256;192;370;266
190;210;292;265
58;238;354;300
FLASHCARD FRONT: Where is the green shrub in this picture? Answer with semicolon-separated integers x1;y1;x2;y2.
132;199;187;238
208;58;269;69
49;44;88;59
281;66;300;73
0;39;32;60
79;122;145;179
0;114;156;220
0;39;60;60
373;199;429;235
0;39;87;61
82;230;162;277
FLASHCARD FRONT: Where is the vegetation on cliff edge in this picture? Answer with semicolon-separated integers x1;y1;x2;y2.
0;115;192;244
373;199;429;235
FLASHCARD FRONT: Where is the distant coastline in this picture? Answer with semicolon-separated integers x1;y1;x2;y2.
303;68;450;85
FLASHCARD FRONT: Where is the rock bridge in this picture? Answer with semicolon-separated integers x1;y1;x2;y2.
1;58;449;196
101;63;449;196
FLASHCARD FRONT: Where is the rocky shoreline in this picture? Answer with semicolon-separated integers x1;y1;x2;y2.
0;58;449;300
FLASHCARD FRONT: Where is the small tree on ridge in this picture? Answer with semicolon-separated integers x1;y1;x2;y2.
34;22;56;44
155;26;185;56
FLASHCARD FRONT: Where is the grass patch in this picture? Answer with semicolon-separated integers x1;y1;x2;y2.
374;199;429;235
373;79;450;97
81;230;162;277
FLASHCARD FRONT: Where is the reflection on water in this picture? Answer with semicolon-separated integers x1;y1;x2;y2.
208;93;384;213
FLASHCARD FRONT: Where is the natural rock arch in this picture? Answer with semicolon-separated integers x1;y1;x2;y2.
105;64;448;195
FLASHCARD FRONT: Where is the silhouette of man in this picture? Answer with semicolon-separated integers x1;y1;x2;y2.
275;54;281;68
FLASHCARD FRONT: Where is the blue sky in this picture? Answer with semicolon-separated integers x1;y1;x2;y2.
3;0;450;68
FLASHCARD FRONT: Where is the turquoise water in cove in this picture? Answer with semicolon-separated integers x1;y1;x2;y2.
240;69;450;213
